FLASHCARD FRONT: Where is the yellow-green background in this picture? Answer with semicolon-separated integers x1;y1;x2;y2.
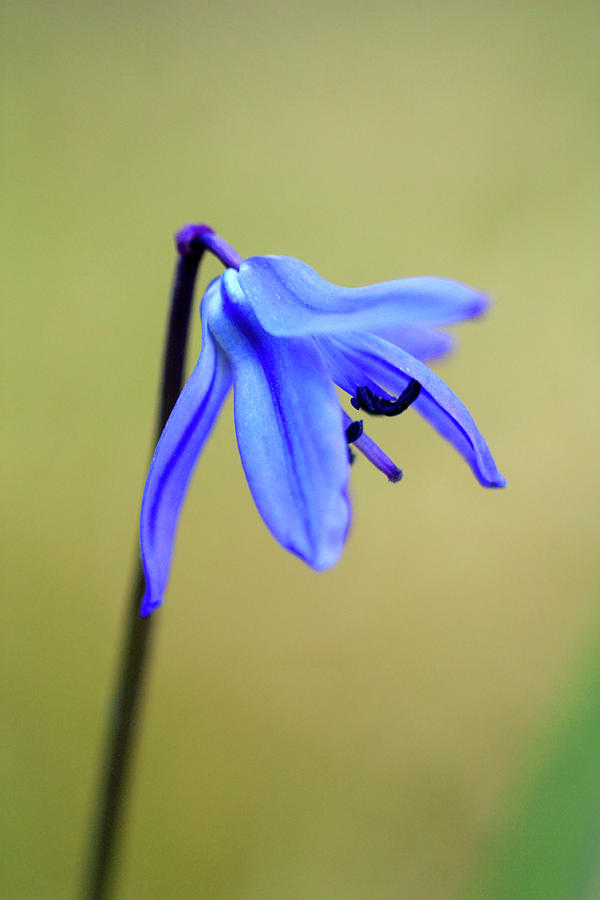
4;1;600;897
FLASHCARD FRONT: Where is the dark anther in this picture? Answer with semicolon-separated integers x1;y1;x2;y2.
345;420;363;444
345;420;363;465
350;380;421;417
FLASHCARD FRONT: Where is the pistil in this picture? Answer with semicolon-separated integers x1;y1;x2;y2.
341;411;403;482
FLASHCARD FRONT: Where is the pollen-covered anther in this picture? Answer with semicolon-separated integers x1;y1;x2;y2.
351;380;421;417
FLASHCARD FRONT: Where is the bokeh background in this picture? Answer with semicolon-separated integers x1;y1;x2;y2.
4;1;600;897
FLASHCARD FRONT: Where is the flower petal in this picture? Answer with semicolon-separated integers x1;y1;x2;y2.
324;332;506;488
236;255;488;336
316;336;395;401
371;324;455;360
140;296;232;615
209;274;351;569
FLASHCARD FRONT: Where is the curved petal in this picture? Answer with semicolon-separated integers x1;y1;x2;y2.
140;310;232;616
236;255;488;336
316;336;395;401
324;333;506;488
209;275;351;569
371;324;455;360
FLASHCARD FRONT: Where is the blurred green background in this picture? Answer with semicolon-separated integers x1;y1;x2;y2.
4;1;600;897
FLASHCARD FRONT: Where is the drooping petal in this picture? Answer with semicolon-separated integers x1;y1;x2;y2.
140;293;232;616
316;336;395;401
371;324;455;360
236;255;488;337
325;332;506;488
209;273;351;569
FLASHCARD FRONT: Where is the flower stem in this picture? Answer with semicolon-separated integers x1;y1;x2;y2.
81;231;207;900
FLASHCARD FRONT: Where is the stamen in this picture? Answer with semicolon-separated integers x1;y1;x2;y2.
351;380;421;417
341;411;403;482
345;420;363;465
345;420;363;444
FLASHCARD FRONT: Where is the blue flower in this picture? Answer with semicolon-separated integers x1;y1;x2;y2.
140;254;506;616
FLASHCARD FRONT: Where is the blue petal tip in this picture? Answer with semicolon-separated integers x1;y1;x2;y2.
471;292;490;316
481;472;507;488
139;592;161;617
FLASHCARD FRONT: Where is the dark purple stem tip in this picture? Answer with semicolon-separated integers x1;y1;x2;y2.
176;223;242;270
